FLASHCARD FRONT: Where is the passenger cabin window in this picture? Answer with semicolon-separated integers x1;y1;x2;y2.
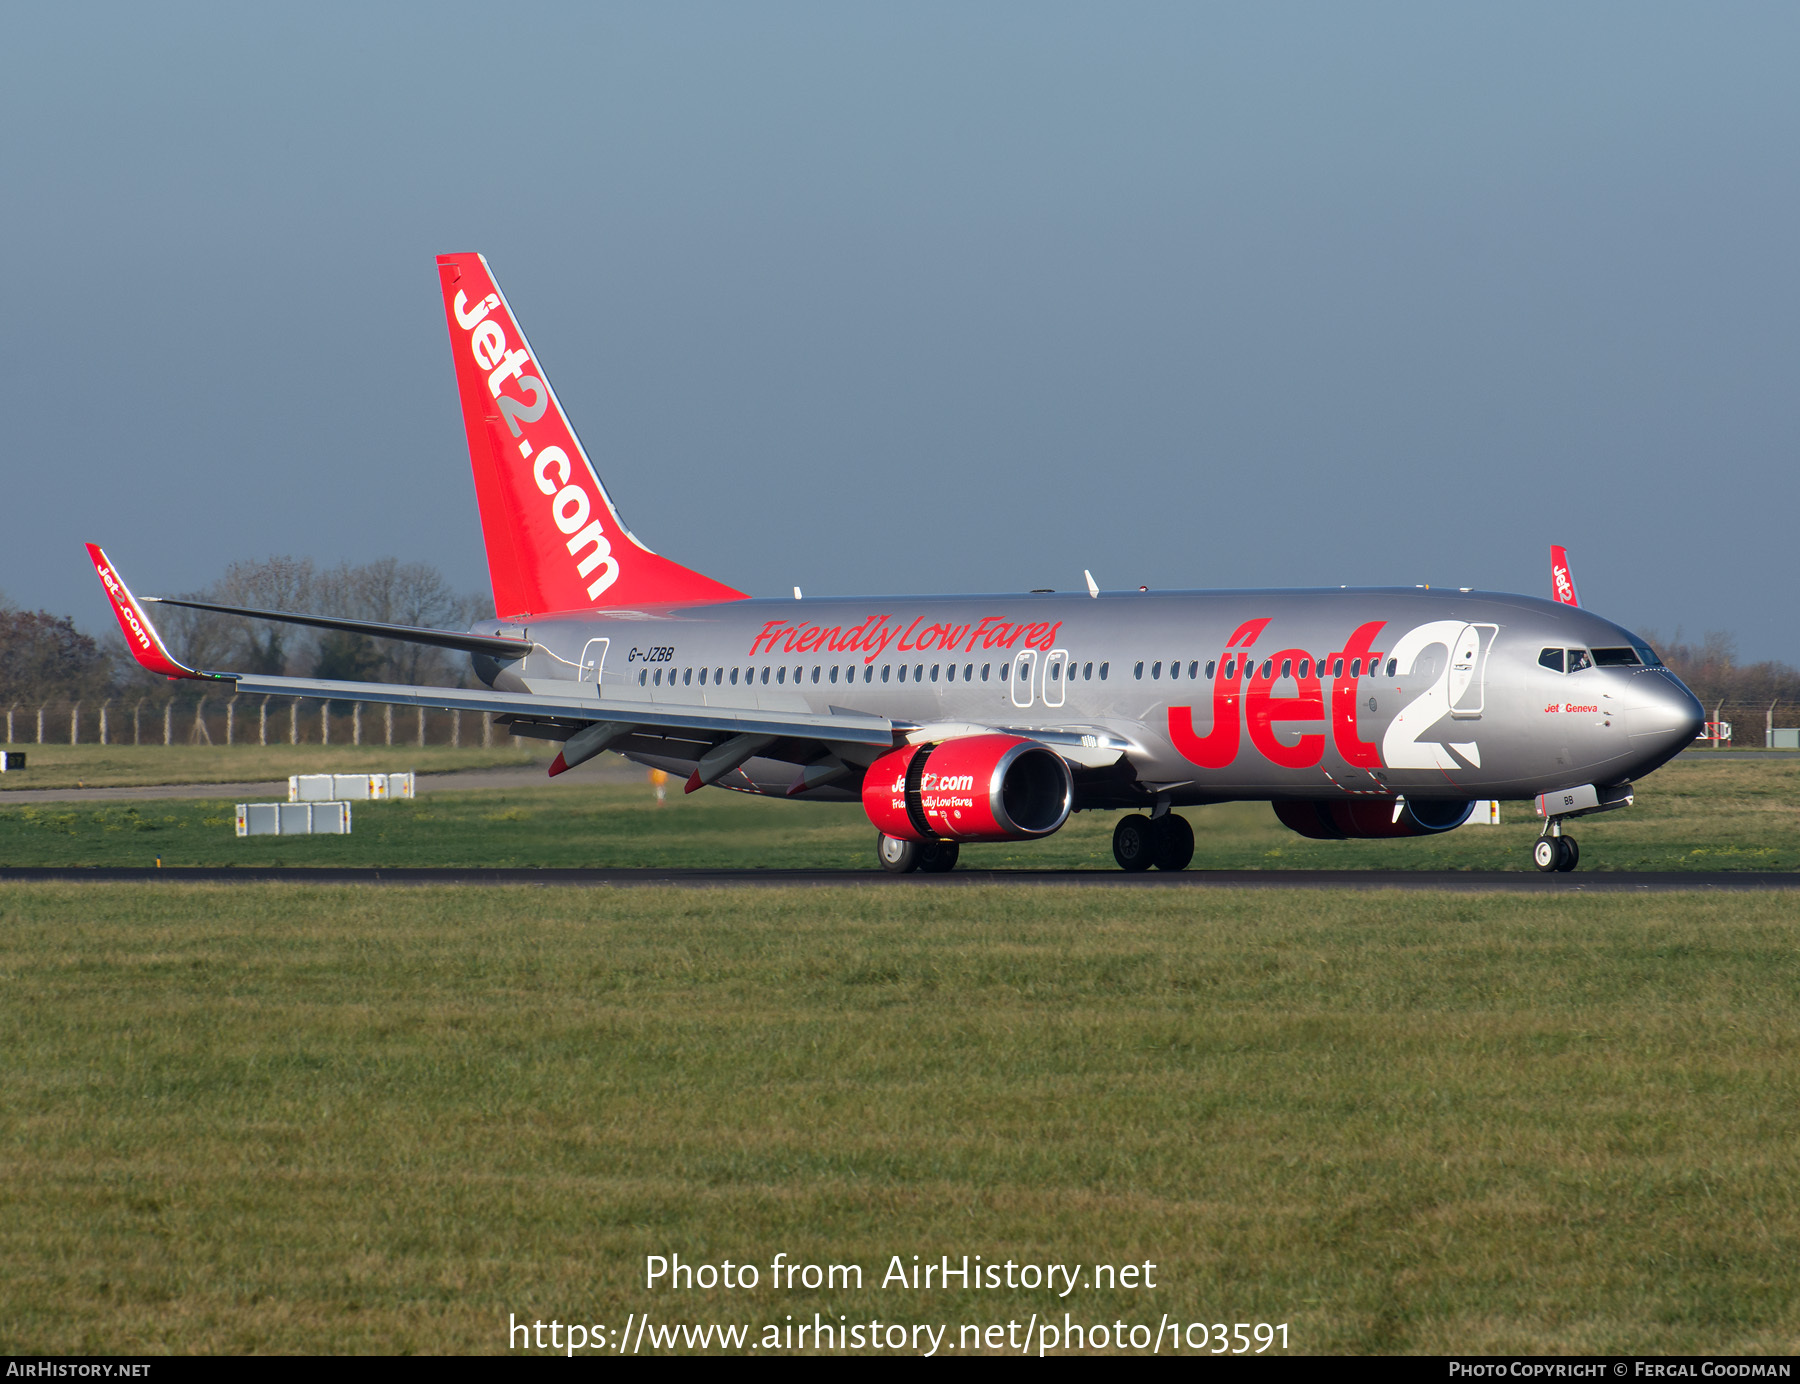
914;665;923;681
1083;662;1093;680
1099;662;1109;680
882;666;891;682
811;666;820;683
1281;659;1292;678
1188;661;1198;679
1591;647;1642;667
1386;659;1397;677
730;668;739;685
1349;659;1360;678
897;665;907;682
1205;660;1216;679
761;667;770;684
964;664;974;681
1332;658;1344;677
1298;659;1310;679
945;664;955;681
982;664;991;680
930;664;940;682
1261;660;1273;679
1567;648;1593;673
1151;661;1161;679
828;666;838;683
639;670;647;686
1134;661;1144;680
1000;664;1008;681
776;667;786;684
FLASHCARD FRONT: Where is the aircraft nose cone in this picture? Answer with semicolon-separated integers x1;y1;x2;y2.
1626;671;1704;771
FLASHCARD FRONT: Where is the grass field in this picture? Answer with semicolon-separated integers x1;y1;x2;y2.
0;752;1793;871
0;742;550;791
2;883;1797;1354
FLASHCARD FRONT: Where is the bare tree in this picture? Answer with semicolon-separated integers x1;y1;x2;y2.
1639;628;1800;708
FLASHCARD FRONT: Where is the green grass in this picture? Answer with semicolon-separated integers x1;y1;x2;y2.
2;883;1798;1354
0;753;1793;871
0;741;550;791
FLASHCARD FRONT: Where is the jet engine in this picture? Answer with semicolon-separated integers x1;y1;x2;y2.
863;735;1073;843
1274;798;1474;840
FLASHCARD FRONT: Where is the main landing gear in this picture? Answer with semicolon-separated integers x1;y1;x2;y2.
1112;813;1195;872
876;834;960;874
1533;828;1580;873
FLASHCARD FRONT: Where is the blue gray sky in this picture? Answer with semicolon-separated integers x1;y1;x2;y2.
5;4;1797;660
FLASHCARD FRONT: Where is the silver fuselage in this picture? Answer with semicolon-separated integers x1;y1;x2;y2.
474;587;1702;807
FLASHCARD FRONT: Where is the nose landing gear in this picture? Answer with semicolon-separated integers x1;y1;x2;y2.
1532;828;1580;873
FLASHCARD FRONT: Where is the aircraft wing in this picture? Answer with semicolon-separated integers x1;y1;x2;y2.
220;670;896;747
140;595;533;659
90;545;1132;781
89;544;897;768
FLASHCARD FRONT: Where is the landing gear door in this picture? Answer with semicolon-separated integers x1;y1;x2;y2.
1011;650;1037;709
1041;649;1068;708
1447;624;1497;718
578;638;610;686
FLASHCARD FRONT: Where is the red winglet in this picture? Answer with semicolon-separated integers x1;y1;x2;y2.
85;544;202;679
1550;545;1580;607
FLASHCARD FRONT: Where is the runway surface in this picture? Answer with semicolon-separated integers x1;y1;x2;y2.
0;866;1793;891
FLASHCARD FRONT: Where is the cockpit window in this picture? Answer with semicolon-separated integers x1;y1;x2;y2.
1591;647;1642;667
1567;648;1593;673
1538;647;1565;674
1634;642;1664;667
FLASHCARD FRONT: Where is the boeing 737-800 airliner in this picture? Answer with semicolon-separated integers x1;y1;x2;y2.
90;253;1703;873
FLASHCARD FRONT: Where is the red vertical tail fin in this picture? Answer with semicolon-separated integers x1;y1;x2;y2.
1550;545;1580;607
436;254;748;620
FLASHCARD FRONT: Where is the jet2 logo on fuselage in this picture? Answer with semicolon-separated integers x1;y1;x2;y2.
1167;618;1497;774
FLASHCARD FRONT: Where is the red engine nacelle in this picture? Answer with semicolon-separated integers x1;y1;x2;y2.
1274;798;1475;839
863;734;1073;843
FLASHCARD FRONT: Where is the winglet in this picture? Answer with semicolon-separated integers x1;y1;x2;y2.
1550;545;1580;607
85;544;204;679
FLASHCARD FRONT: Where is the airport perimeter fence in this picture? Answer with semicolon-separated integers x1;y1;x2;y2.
0;698;525;749
1695;702;1800;749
